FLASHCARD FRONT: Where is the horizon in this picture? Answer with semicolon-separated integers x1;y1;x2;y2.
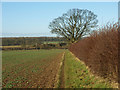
2;2;118;37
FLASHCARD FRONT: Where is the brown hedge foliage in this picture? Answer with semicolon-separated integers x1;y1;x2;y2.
69;23;119;82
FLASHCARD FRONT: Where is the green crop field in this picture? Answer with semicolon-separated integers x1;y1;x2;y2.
2;49;65;88
43;41;65;44
2;49;115;88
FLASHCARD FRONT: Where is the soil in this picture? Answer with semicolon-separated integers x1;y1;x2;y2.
2;52;64;88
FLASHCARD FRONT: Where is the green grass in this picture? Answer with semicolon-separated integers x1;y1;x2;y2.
43;41;65;44
64;50;112;88
2;49;64;64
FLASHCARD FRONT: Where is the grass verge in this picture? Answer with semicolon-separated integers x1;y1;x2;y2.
64;50;114;88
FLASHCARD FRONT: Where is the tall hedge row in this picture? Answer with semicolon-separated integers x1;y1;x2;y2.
69;24;119;82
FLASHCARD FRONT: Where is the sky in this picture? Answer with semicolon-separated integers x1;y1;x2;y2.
2;2;118;37
118;1;120;25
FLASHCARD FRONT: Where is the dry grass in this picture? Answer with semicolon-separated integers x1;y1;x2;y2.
0;45;21;48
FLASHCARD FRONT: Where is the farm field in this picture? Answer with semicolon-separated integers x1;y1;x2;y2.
43;41;65;44
2;49;115;88
2;49;65;88
0;45;21;48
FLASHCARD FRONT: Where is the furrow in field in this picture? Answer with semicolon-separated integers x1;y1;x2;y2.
58;52;65;88
2;50;65;88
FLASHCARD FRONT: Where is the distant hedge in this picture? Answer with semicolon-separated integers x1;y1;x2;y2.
2;37;66;46
1;43;68;50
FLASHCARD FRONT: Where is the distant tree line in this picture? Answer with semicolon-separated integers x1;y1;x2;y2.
2;37;66;46
1;37;69;50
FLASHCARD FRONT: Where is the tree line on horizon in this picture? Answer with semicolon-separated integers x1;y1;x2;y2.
2;37;69;50
2;37;66;46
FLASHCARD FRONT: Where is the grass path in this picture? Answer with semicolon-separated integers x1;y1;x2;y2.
64;50;113;88
58;52;65;88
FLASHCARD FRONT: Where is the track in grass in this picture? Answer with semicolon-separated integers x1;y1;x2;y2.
2;49;65;88
58;52;65;88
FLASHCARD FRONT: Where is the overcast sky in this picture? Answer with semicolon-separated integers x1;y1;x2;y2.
2;2;118;37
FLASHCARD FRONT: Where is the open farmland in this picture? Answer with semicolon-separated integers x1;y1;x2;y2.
2;49;65;88
2;49;116;88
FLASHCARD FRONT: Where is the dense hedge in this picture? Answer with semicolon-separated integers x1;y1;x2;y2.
69;24;118;82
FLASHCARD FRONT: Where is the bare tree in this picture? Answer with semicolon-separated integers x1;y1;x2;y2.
48;8;98;43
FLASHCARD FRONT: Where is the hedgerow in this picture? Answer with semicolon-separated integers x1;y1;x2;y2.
69;23;119;83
